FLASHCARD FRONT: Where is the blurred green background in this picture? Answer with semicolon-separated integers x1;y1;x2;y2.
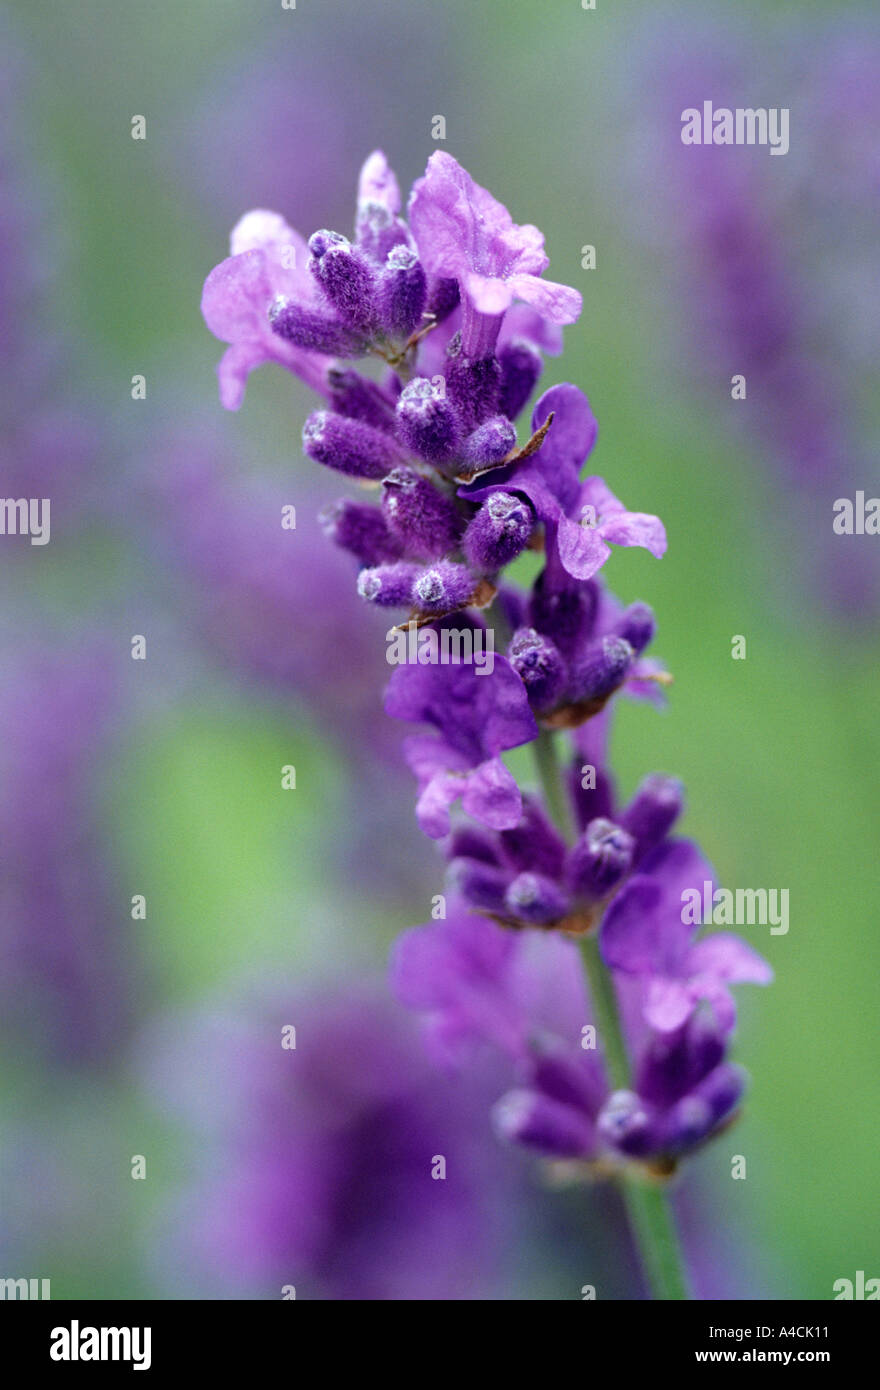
1;0;878;1298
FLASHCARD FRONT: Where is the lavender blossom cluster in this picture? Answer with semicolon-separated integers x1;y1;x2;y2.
203;150;771;1180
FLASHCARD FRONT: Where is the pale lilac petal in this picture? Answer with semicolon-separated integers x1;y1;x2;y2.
462;757;522;830
643;975;697;1032
507;273;582;325
557;510;612;579
415;770;466;839
688;934;774;986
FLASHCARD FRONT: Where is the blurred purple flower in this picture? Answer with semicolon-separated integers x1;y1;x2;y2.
146;979;521;1300
0;643;131;1063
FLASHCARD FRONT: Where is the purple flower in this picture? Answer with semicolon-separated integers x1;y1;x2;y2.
409;152;582;358
464;383;667;582
384;644;538;837
201;210;336;409
145;979;521;1300
600;839;773;1033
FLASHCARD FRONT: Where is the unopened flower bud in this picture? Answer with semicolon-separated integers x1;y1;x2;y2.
498;337;543;420
621;773;684;861
357;562;421;607
395;377;462;463
270;298;368;356
447;857;511;915
378;245;427;340
326;368;397;432
463;492;533;573
616;601;656;655
569;635;634;705
381;467;462;560
460;416;516;473
493;1089;595;1158
508;626;567;714
302;410;405;480
309;230;378;332
411;561;476;615
504;870;569;925
319;499;402;566
566;817;635;901
444;344;502;431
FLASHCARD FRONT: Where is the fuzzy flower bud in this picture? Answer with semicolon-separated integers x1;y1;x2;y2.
319;499;402;567
504;870;569;925
302;410;405;480
616;601;656;655
566;817;635;902
411;561;477;615
508;626;567;713
269;297;368;357
498;337;544;420
357;561;421;607
463;492;533;573
569;635;634;705
378;245;428;340
621;773;684;861
380;467;463;560
395;377;463;463
309;230;379;332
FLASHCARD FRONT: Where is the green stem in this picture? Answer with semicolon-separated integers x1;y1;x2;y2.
532;727;575;843
531;730;691;1301
619;1177;691;1302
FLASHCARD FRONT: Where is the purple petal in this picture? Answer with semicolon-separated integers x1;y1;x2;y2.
462;757;522;830
687;934;774;986
643;975;697;1032
557;511;612;580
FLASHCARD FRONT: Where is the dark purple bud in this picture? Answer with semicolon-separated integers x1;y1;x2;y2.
326;368;397;432
504;871;569;926
411;560;476;615
460;416;517;472
569;758;617;832
380;467;462;560
566;817;635;901
530;1037;606;1116
498;337;544;420
447;857;511;915
269;298;368;357
445;825;502;865
463;492;533;573
569;636;634;705
302;410;405;480
529;568;599;658
498;795;567;880
508;626;567;714
357;561;421;608
493;1089;595;1158
661;1064;746;1156
308;231;378;333
395;377;463;463
616;601;656;655
597;1090;658;1159
636;1010;727;1109
445;344;502;432
355;200;410;262
319;499;402;567
621;773;684;861
378;245;428;340
425;276;460;323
